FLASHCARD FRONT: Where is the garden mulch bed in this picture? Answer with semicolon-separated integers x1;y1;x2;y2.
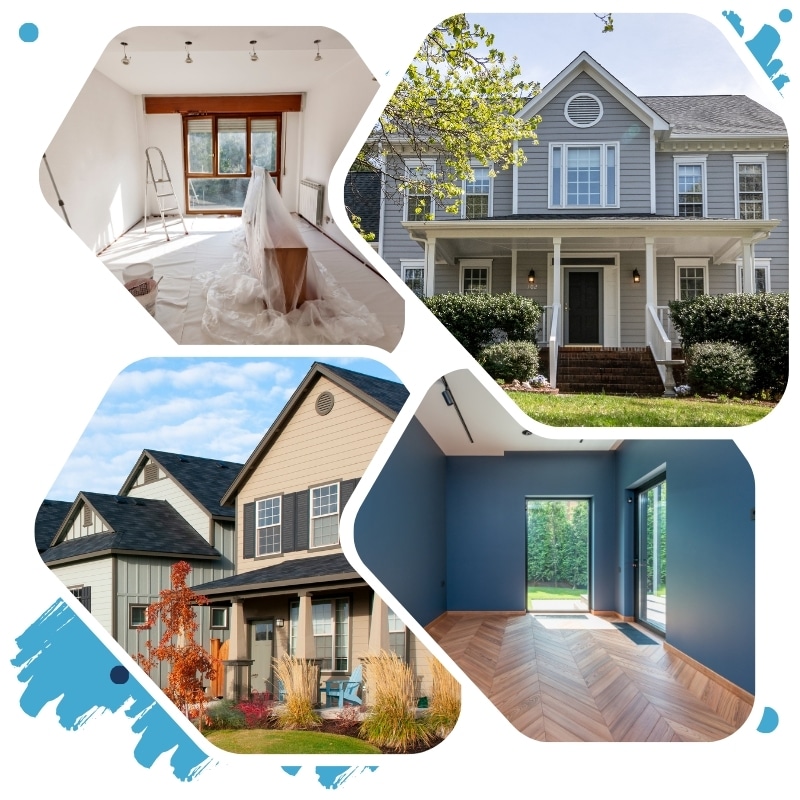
315;715;445;754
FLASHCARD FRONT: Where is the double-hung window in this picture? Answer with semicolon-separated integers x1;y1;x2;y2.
404;159;436;221
550;143;618;208
674;157;707;217
289;598;350;672
387;609;408;660
460;259;492;294
311;483;339;547
675;258;709;300
463;166;492;218
401;261;425;298
256;495;281;555
733;156;768;219
184;114;280;212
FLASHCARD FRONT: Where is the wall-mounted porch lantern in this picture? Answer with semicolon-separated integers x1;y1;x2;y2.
633;268;641;284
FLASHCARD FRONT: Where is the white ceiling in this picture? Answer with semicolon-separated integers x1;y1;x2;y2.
93;26;368;95
414;369;621;456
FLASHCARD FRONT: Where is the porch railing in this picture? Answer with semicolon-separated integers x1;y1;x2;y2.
656;305;679;342
548;303;561;388
646;304;673;386
537;305;552;346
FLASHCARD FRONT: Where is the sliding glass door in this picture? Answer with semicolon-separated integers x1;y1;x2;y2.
635;478;667;632
526;498;590;612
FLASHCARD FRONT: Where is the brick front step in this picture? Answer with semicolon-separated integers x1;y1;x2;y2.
546;347;668;395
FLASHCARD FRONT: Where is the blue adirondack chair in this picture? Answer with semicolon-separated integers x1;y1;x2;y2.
324;663;363;708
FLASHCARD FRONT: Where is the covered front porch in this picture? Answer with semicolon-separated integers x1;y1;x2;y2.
404;216;778;389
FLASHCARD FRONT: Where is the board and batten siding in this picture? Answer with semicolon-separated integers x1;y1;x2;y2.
517;74;653;215
235;375;394;574
64;503;110;539
51;558;114;636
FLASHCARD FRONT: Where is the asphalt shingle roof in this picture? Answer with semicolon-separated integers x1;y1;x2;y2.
320;363;409;414
143;450;244;518
41;493;220;564
35;499;72;552
641;95;786;137
194;552;358;594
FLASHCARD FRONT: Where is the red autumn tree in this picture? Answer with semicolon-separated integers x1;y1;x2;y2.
137;561;216;719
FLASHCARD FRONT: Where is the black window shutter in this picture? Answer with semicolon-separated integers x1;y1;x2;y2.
243;502;255;559
340;477;360;509
296;491;310;550
82;586;92;612
282;493;296;553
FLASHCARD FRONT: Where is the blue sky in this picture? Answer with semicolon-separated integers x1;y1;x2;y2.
46;357;401;501
471;12;787;113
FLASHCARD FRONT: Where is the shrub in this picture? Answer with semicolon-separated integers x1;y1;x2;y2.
204;700;245;730
686;341;756;398
668;293;788;397
359;651;432;752
477;340;540;382
272;655;321;730
424;658;461;738
236;691;275;729
423;293;541;356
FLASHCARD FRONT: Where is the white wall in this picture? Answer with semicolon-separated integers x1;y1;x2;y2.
39;70;143;254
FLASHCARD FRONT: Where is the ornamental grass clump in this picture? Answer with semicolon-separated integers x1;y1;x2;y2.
359;652;432;753
272;655;321;730
425;657;461;738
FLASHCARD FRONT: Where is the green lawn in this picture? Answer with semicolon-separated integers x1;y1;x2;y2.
206;728;382;755
507;392;774;427
528;586;586;601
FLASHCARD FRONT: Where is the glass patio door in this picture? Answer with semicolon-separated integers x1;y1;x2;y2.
635;478;667;632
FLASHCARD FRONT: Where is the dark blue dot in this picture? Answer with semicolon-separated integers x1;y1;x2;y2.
19;23;38;42
779;9;792;23
110;665;130;685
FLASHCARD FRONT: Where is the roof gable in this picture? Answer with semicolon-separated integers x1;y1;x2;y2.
220;362;408;505
35;499;72;552
519;51;669;131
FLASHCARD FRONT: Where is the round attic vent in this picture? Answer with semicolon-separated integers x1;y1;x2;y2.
564;93;603;127
315;390;335;416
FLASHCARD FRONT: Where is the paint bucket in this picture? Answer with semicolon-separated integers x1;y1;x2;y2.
123;263;157;316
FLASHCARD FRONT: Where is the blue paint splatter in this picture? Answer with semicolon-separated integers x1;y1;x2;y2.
757;706;779;733
19;22;38;42
723;9;792;91
316;767;379;790
282;766;302;776
11;600;216;781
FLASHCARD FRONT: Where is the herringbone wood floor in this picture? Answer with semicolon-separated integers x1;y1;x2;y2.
427;612;753;742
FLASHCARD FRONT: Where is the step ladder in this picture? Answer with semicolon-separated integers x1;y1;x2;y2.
144;147;188;241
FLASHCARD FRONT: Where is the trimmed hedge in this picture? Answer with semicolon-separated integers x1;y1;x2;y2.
686;341;756;398
423;293;541;356
668;293;788;396
477;340;540;382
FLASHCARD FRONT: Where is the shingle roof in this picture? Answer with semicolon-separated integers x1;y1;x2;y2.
194;552;359;595
343;172;382;241
319;363;409;414
142;450;244;518
641;95;786;137
35;499;72;552
41;493;220;564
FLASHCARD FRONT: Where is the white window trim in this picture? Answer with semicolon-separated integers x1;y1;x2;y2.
400;260;425;297
674;257;709;299
310;482;340;548
549;142;620;209
673;156;708;217
290;597;350;673
736;257;771;293
733;155;769;220
563;92;604;128
256;495;281;556
461;163;494;219
403;158;436;221
459;258;493;294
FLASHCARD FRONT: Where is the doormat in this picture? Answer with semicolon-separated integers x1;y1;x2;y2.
612;623;658;645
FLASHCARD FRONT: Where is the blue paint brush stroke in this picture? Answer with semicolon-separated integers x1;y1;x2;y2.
316;766;379;790
11;599;215;781
757;706;779;733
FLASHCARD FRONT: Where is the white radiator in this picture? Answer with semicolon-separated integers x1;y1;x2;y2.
299;179;325;226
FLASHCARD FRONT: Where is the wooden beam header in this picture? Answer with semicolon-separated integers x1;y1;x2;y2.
144;94;303;115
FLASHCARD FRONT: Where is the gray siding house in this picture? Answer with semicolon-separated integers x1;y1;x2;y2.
370;52;788;389
39;450;241;690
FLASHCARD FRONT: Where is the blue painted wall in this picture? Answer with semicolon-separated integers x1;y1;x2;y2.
354;418;448;626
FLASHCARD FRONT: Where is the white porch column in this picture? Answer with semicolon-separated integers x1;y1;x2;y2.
295;591;314;660
645;237;656;307
741;239;755;293
552;237;562;308
368;594;390;653
511;249;518;294
229;599;247;659
424;238;437;297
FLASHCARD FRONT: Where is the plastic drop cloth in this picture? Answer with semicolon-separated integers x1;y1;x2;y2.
200;166;384;344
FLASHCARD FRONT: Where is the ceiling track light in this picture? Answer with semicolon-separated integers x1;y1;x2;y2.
184;41;193;64
120;41;131;65
314;39;322;61
249;40;258;61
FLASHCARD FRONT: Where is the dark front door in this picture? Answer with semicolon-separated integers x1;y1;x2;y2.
567;271;600;344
